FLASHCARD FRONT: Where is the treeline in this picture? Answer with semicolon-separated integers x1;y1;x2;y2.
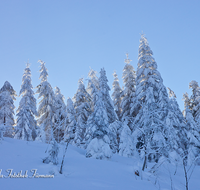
0;35;200;170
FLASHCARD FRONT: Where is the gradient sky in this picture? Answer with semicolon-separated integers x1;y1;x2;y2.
0;0;200;112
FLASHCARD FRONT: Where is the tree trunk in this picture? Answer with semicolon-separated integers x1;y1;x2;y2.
59;141;69;174
183;159;188;190
142;146;147;171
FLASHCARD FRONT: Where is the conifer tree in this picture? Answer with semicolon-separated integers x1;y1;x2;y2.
182;89;200;165
36;60;56;143
132;35;184;168
87;69;99;112
73;78;91;147
168;87;185;123
121;53;136;126
99;68;117;123
119;121;134;157
87;69;99;92
189;80;200;110
43;138;59;165
133;35;168;165
85;91;112;159
108;120;121;153
183;92;191;116
0;81;17;137
185;107;200;165
64;97;76;144
166;88;187;160
15;63;38;141
53;87;66;142
189;80;200;124
112;71;122;120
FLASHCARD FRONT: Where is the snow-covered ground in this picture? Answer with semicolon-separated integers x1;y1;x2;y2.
0;138;200;190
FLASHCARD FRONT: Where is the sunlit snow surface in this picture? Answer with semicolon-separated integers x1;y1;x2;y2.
0;138;200;190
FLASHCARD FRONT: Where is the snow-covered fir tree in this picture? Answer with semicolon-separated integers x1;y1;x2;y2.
183;92;191;116
112;71;122;120
166;88;188;161
87;69;99;112
87;69;99;92
85;91;112;159
0;81;17;137
132;35;185;168
14;63;38;141
36;60;56;143
182;88;200;165
119;121;134;157
185;107;200;165
43;138;59;165
73;78;91;147
121;53;136;127
64;97;76;143
189;80;200;124
108;120;121;153
53;86;66;142
99;68;117;123
133;35;168;164
189;80;200;110
168;87;186;123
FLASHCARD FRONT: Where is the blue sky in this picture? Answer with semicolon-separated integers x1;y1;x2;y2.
0;0;200;112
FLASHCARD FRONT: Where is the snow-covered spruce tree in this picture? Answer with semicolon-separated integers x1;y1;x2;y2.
189;80;200;109
168;87;186;124
73;78;91;147
0;81;17;137
121;53;136;127
182;89;200;165
53;86;66;143
183;92;191;117
36;60;56;143
132;35;184;168
99;68;117;123
86;68;99;112
85;91;112;159
185;107;200;165
87;69;99;91
112;71;122;120
108;120;121;154
133;35;168;164
43;138;59;165
189;80;200;124
119;120;134;157
14;63;38;141
59;98;77;174
166;88;188;162
64;97;76;143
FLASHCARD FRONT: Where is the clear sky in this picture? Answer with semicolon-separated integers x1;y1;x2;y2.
0;0;200;112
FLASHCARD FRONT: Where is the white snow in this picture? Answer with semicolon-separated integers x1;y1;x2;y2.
1;138;200;190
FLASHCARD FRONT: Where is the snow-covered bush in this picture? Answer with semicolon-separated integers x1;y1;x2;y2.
43;139;59;165
86;137;112;159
